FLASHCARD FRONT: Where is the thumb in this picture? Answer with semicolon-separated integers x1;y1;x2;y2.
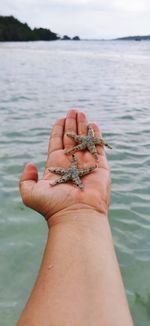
19;162;38;207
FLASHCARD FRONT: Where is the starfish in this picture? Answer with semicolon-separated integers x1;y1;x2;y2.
65;125;112;160
48;154;96;189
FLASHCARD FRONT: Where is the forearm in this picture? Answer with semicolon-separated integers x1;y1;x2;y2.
17;209;133;326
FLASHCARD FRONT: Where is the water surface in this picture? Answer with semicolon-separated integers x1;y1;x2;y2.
0;40;150;325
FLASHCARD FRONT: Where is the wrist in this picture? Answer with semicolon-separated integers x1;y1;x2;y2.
47;204;108;230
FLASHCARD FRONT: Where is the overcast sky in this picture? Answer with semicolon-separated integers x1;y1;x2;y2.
1;0;150;38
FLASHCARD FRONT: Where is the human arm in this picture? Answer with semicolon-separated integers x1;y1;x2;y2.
17;110;133;326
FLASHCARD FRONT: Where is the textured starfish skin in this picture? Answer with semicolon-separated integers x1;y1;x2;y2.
65;125;112;160
48;155;96;189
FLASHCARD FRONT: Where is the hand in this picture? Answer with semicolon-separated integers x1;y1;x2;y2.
19;110;111;225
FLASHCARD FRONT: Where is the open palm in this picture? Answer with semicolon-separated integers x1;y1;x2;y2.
19;110;111;223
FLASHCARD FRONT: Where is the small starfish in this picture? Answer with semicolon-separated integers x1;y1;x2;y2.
48;154;96;189
65;125;112;160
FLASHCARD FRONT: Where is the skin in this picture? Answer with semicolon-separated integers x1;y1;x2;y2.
18;110;133;326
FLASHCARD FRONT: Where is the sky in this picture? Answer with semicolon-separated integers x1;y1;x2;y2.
1;0;150;39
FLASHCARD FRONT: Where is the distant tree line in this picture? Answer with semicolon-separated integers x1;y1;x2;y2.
0;16;80;42
0;16;58;41
116;35;150;41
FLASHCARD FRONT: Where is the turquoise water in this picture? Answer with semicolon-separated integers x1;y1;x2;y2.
0;40;150;325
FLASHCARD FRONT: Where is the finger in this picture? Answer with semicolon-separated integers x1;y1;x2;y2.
89;122;102;137
77;111;88;135
64;109;78;149
19;162;38;207
48;118;65;154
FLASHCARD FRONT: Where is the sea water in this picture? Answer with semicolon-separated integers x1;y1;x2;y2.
0;40;150;325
